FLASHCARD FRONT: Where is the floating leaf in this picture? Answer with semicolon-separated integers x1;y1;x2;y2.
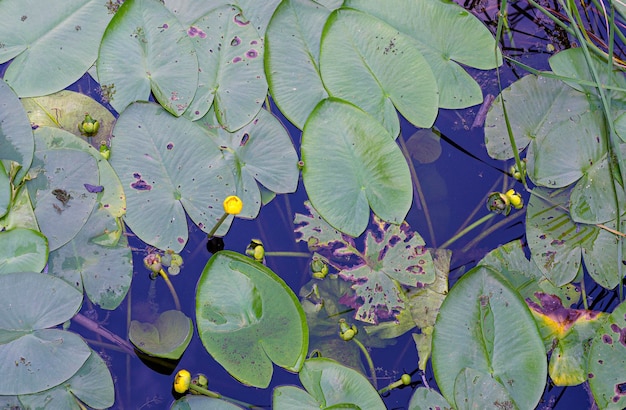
0;272;90;396
527;292;606;386
0;0;113;97
320;8;439;134
129;310;192;360
0;228;48;275
171;395;245;410
338;216;434;324
110;102;235;252
17;351;114;410
97;0;198;116
265;0;335;129
345;0;502;109
0;162;10;218
588;299;626;409
27;128;99;251
0;80;33;183
294;201;343;250
206;108;299;218
431;266;546;409
48;205;132;310
196;251;308;388
273;358;386;410
187;5;267;127
454;367;514;410
301;99;412;237
0;184;38;232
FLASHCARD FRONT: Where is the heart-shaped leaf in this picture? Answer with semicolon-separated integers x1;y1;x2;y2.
0;0;113;97
431;265;546;409
320;8;438;133
301;98;412;237
129;310;192;360
186;5;267;127
110;102;235;252
196;251;308;388
97;0;198;116
0;272;90;396
345;0;502;109
0;228;48;275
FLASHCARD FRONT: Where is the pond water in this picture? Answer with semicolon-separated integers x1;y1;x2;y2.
1;1;622;409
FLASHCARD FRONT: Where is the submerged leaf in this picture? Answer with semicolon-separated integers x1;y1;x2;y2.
129;310;192;360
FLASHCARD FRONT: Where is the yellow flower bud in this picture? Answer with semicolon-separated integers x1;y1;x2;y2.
505;189;523;209
174;369;191;394
223;195;243;215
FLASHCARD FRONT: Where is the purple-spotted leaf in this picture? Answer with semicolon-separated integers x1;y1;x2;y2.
294;201;343;250
338;216;434;324
527;292;606;386
588;299;626;409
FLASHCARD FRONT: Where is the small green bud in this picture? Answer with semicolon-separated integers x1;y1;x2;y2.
78;113;100;136
245;239;265;262
143;253;162;274
486;192;510;215
339;319;358;341
311;257;328;279
99;142;110;160
191;373;208;392
401;374;411;385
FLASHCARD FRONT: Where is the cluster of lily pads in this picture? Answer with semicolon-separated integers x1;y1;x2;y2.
0;0;625;409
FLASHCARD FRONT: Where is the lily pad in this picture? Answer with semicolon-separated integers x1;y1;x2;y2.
186;5;267;128
110;102;235;252
97;0;199;116
129;310;192;360
27;128;99;251
0;80;33;183
0;228;48;275
0;183;38;232
171;395;245;410
588;299;626;409
301;98;412;237
196;251;308;388
527;292;606;386
17;351;114;410
345;0;502;109
265;0;335;129
273;358;386;410
320;8;439;134
0;272;90;396
0;0;113;97
431;265;546;409
0;162;10;218
48;205;132;310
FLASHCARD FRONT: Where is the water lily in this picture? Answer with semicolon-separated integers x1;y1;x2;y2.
174;369;191;394
223;195;243;215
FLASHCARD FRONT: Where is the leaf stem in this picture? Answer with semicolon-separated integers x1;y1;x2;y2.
206;212;228;239
264;251;311;258
72;313;135;355
440;213;496;250
352;336;378;389
158;269;181;311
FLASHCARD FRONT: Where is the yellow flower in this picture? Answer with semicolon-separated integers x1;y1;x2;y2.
174;369;191;394
505;189;524;209
223;195;243;215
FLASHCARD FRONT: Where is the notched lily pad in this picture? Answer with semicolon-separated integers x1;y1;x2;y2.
196;251;308;388
129;310;192;360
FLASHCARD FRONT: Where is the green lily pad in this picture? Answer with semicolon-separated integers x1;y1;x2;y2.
431;265;546;409
0;80;33;183
0;162;10;218
48;205;132;310
97;0;198;116
588;299;626;409
17;350;114;410
345;0;502;109
186;5;267;128
273;358;386;410
129;310;192;360
206;108;299;218
301;98;412;237
0;228;48;275
109;102;235;252
0;0;113;97
454;367;514;410
320;8;439;134
265;0;336;129
196;251;308;388
0;272;90;396
27;128;99;251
